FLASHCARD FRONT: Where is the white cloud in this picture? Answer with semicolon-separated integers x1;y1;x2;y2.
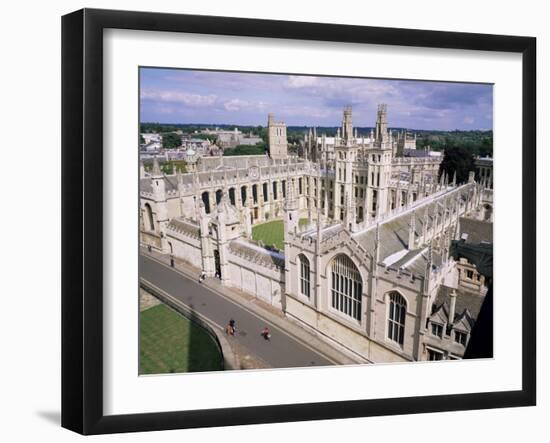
223;98;270;113
141;89;217;106
223;99;249;111
285;76;320;89
463;116;475;125
279;105;337;120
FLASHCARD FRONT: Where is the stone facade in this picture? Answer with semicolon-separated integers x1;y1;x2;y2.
140;106;492;363
475;156;494;222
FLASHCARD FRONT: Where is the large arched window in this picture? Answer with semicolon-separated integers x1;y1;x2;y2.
387;292;407;345
144;203;154;231
330;254;362;321
298;254;310;298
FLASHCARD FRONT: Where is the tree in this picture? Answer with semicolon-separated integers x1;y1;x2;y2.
478;137;493;158
223;144;266;156
439;146;475;184
162;132;181;150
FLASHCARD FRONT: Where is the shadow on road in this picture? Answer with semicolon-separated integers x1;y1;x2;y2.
186;302;224;373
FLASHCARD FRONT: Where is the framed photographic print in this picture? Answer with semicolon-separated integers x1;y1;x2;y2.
61;8;536;435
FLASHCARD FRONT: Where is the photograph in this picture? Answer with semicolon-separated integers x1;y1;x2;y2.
138;68;494;374
1;0;544;440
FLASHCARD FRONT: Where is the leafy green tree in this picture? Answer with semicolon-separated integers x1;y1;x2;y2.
478;137;493;158
223;144;266;156
162;132;182;150
439;146;475;184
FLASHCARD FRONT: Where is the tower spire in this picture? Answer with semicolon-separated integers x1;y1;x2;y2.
152;156;162;177
375;103;388;143
342;106;353;145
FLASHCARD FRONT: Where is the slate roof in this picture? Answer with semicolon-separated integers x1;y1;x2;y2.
166;218;200;238
350;187;471;269
353;194;464;257
432;285;485;327
451;241;493;278
459;217;493;244
140;176;179;194
229;240;285;270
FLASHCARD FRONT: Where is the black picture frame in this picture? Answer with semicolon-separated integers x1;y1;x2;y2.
61;8;536;435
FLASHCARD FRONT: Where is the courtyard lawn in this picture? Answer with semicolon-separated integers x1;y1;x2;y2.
252;218;308;251
140;304;223;374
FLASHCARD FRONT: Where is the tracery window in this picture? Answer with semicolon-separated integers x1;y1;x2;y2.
298;254;310;298
330;254;362;321
387;292;407;345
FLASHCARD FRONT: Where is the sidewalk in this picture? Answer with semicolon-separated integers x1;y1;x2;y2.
141;246;362;366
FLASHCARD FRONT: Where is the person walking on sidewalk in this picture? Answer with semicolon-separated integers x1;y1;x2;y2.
198;271;206;284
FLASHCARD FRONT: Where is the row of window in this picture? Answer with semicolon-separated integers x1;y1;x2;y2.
199;175;331;214
193;170;402;216
427;348;461;361
200;181;290;213
430;321;468;346
461;268;482;282
297;254;408;346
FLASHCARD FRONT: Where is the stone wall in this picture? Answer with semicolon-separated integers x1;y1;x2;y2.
226;255;284;308
285;295;408;363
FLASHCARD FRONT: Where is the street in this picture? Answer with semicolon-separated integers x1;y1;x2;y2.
140;254;335;369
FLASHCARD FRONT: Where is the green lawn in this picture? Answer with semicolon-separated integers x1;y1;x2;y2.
140;304;223;374
252;218;308;251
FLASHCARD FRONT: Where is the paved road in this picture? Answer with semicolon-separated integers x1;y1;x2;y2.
140;254;334;369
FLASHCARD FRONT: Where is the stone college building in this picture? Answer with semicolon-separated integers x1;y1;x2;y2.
140;105;493;364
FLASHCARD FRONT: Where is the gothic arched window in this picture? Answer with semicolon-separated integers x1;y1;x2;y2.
387;292;407;345
298;254;310;298
144;203;154;231
252;184;258;204
229;187;236;206
201;191;211;214
330;254;362;321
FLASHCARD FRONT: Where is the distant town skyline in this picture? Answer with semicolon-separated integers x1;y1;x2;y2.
140;68;493;131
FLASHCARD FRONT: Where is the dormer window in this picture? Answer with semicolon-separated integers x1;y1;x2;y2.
431;322;444;338
455;331;468;346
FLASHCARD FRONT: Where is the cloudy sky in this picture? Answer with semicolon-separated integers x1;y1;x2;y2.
140;68;493;130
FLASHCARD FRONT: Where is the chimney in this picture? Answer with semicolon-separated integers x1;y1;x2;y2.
449;289;457;325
